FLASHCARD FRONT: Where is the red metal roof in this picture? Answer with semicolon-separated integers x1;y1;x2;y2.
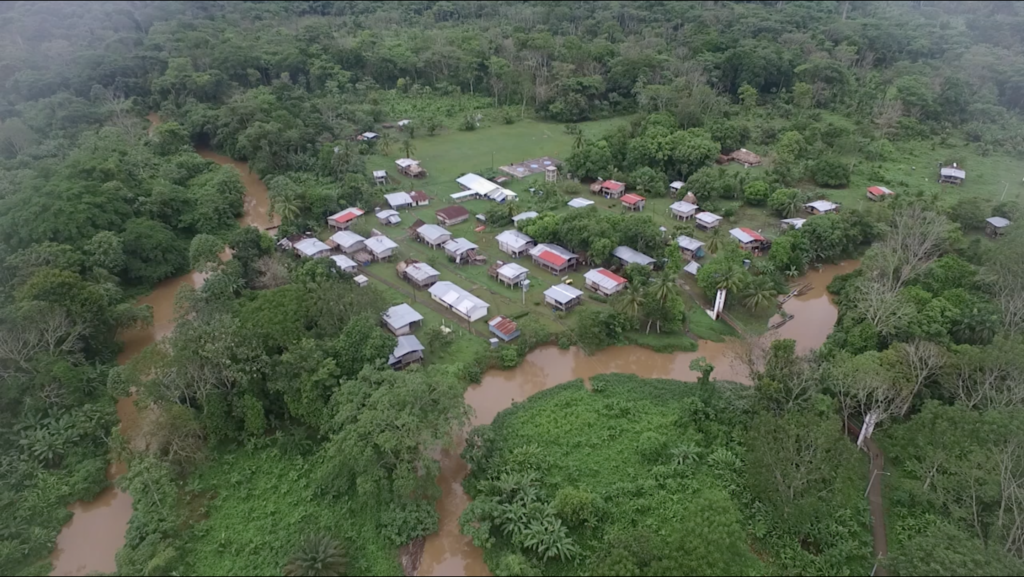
740;227;765;241
536;250;567;267
332;208;364;224
621;193;645;204
489;316;518;337
596;268;627;284
409;190;429;202
867;186;893;196
603;180;625;192
436;205;470;219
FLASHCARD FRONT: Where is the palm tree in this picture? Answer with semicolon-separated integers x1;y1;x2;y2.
782;191;808;218
741;275;777;311
647;271;680;333
613;284;646;326
271;191;302;223
377;131;393;155
401;137;415;159
705;227;724;254
283;534;347;577
716;265;747;294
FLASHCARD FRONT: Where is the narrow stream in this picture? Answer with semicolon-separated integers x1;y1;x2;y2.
417;260;859;577
48;116;275;576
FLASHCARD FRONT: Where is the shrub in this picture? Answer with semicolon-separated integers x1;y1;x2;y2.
809;157;851;187
500;346;522;368
742;180;770;206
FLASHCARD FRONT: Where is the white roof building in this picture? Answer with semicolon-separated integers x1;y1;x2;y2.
456;173;500;196
383;303;424;332
695;212;723;227
781;218;806;229
987;216;1011;228
364;235;398;256
805;200;839;213
495;229;534;252
397;119;411;127
612;246;655;266
544;283;583;304
443;238;478;256
372;169;387;179
330;254;358;271
677;235;705;252
941;166;966;179
388;335;424;366
417;224;451;244
353;274;369;286
496;262;529;280
330;230;366;251
385;192;414;209
395;158;420;169
568;197;595;208
293;237;331;258
377;209;401;225
670;180;685;191
512;211;539;225
450;191;478;202
670;200;699;214
405;262;440;283
360;132;378;140
683;261;701;275
729;228;763;244
584;268;627;292
429;281;490;321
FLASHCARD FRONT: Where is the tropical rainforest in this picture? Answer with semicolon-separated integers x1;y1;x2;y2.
3;1;1024;576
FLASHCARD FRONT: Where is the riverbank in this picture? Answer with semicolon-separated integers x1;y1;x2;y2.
417;260;858;576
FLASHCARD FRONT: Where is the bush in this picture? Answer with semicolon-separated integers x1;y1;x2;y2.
809;157;851;187
588;293;609;303
500;346;522;368
742;180;771;206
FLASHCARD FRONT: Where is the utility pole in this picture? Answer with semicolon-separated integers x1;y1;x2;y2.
1001;181;1010;201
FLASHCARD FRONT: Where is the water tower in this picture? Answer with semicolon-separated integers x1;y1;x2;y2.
545;165;558;183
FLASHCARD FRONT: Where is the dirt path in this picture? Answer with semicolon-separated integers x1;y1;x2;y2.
864;436;889;576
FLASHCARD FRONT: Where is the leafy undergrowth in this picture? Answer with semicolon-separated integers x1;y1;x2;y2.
623;330;698;353
173;448;401;576
684;304;740;342
460;374;871;576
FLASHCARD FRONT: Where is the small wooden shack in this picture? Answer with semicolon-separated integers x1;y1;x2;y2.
939;164;966;186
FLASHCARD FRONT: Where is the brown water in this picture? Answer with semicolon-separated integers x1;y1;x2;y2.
49;116;270;576
417;261;859;577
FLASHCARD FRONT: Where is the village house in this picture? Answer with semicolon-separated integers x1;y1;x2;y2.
495;229;535;258
436;205;471;226
330;254;358;273
443;238;479;263
488;316;520;341
495;262;529;287
568;197;595;208
939;164;966;185
417;224;452;249
597;179;626;198
409;190;430;206
353;274;369;287
695;211;723;231
327;207;365;230
512;211;538;228
291;237;332;259
780;218;806;230
677;235;706;260
388;335;424;370
398;260;441;289
727;148;762;167
669;180;685;195
395;158;426;178
866;186;895;202
382;303;424;336
669;200;698;220
805;200;839;215
683;261;701;276
429;281;490;322
544;283;584;312
621;193;646;211
612;246;655;268
987;216;1011;237
730;227;768;252
364;235;398;261
384;191;414;210
530;243;578;275
357;131;378;141
584;268;627;296
373;170;387;186
457;172;500;196
376;209;401;226
330;230;366;254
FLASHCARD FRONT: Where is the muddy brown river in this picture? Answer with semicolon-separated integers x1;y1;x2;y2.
417;260;860;576
48;116;275;576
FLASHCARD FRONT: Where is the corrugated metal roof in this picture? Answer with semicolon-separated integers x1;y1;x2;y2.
568;197;595;208
384;303;424;329
330;230;366;248
677;235;705;251
443;238;478;254
328;207;365;224
602;180;625;192
488;316;518;337
781;218;806;229
696;212;722;225
544;283;583;303
805;200;838;212
585;268;626;290
418;224;451;243
496;229;534;250
364;235;398;253
384;192;414;207
330;254;357;269
512;211;539;223
941;166;966;179
390;335;424;360
429;281;489;314
395;158;420;168
670;200;698;213
406;262;440;281
496;262;529;278
684;261;701;275
621;193;645;204
293;238;331;257
867;186;894;196
987;216;1011;228
436;205;470;220
612;246;655;265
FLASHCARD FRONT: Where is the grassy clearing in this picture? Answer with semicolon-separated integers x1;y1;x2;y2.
178;448;401;576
